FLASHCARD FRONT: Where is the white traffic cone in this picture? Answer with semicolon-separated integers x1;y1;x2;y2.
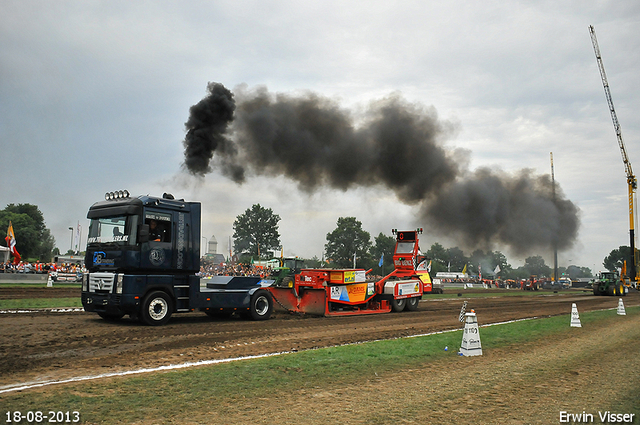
617;298;626;316
570;303;581;328
47;273;53;288
459;310;482;356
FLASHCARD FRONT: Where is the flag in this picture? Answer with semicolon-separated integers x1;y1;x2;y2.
494;264;501;274
75;222;81;253
378;253;384;267
5;221;21;264
353;252;357;268
462;263;467;274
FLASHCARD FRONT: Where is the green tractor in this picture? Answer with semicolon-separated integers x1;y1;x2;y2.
593;271;626;296
269;257;307;288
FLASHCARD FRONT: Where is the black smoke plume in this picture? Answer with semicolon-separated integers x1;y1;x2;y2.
182;83;580;254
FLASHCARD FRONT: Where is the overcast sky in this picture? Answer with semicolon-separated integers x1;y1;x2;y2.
2;0;639;273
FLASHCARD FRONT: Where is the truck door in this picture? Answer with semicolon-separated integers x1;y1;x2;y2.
141;210;173;270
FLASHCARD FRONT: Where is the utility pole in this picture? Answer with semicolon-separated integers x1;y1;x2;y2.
551;152;558;283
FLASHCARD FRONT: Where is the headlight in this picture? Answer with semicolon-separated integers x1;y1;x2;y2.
116;273;124;294
82;273;88;292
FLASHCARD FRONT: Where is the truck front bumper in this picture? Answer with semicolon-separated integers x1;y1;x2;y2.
82;292;140;315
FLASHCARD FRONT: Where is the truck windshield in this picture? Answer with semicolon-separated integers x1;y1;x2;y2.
395;241;415;254
87;216;137;246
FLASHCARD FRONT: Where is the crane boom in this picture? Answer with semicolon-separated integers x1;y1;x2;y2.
589;25;637;282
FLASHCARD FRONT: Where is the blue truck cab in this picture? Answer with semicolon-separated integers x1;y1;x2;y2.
81;192;273;325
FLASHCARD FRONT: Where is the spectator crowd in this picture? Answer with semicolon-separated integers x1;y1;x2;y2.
1;260;86;275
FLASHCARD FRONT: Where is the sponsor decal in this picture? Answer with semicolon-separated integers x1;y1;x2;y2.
92;251;115;265
145;213;171;221
88;235;129;243
176;212;185;269
149;248;165;266
398;282;420;296
344;271;355;283
330;283;369;302
367;282;375;296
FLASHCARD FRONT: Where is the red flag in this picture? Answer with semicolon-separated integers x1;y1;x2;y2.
5;221;21;264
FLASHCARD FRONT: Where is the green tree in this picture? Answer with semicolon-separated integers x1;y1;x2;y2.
445;247;468;272
523;255;551;277
232;204;281;259
325;217;372;268
0;203;56;261
425;242;447;273
370;232;396;271
305;256;323;268
565;265;593;279
603;246;635;272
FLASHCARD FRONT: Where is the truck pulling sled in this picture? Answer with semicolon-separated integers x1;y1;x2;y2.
81;192;437;324
267;229;429;316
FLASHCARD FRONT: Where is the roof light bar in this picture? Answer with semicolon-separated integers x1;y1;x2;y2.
105;190;130;201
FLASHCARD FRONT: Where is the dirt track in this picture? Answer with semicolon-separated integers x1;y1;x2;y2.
1;286;636;392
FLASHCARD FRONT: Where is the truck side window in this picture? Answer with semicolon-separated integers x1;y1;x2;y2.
145;214;172;243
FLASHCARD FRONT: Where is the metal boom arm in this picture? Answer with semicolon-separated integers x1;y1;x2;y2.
589;25;637;282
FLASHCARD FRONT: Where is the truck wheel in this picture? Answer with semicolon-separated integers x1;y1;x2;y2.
405;296;420;311
391;298;406;312
141;291;173;326
249;290;273;321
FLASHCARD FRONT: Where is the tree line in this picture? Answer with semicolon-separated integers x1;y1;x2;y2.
232;204;596;280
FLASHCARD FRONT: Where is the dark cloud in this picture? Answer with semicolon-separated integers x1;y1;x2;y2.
182;83;580;254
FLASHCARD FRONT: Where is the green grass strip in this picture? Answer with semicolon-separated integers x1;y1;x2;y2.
424;289;593;299
0;283;80;288
0;298;83;309
1;306;637;423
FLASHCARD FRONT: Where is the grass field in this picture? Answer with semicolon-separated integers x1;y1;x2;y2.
2;307;637;424
0;298;83;309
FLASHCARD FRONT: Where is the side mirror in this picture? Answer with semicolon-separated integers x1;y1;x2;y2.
139;224;150;243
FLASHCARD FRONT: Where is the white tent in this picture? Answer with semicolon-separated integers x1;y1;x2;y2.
0;246;10;264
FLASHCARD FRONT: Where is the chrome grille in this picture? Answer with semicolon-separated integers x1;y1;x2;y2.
89;272;115;293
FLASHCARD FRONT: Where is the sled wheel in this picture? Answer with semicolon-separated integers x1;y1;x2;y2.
140;291;173;326
391;298;406;312
249;290;273;320
404;296;420;311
